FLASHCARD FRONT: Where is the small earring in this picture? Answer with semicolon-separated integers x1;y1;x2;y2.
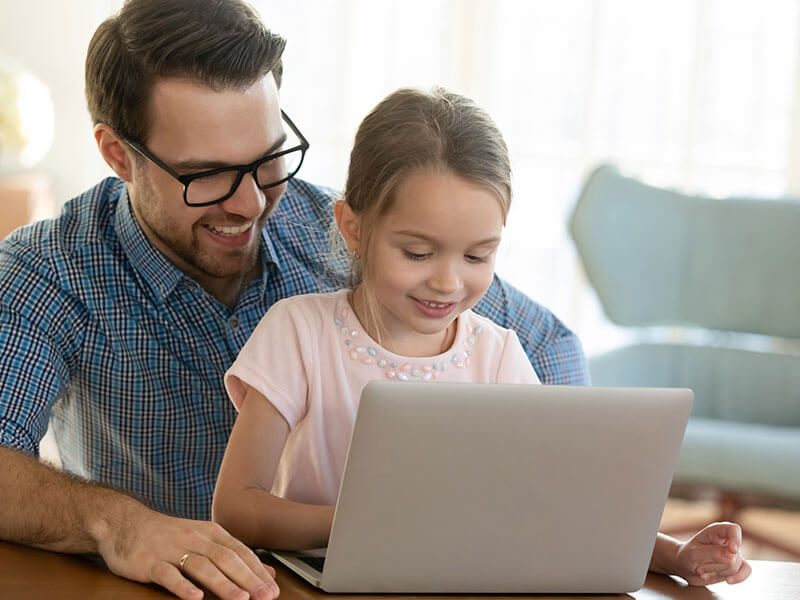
352;248;361;259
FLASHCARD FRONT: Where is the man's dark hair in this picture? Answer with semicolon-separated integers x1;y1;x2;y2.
85;0;286;142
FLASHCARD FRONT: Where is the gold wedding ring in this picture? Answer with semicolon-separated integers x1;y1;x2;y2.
178;552;192;573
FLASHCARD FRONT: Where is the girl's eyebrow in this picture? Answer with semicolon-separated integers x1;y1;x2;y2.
393;230;501;246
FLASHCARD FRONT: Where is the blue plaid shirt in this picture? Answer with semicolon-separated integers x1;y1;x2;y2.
0;176;588;520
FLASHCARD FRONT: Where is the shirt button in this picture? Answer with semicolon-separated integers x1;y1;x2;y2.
229;317;240;329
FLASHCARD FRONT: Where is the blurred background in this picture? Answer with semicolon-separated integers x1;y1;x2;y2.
2;0;799;352
1;0;799;559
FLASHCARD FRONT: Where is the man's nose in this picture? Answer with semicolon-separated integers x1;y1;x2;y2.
220;172;267;218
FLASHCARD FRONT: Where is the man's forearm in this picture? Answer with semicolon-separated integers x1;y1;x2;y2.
0;445;139;553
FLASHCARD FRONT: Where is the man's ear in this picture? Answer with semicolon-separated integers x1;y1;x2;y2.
94;123;135;182
334;200;362;255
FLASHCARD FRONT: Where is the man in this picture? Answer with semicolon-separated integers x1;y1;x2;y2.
0;1;588;598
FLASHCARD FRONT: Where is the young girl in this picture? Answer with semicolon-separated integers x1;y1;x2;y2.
213;87;750;586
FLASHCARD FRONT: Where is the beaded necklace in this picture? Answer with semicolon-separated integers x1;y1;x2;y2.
333;303;485;380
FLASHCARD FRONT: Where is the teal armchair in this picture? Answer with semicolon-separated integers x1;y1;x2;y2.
570;164;800;557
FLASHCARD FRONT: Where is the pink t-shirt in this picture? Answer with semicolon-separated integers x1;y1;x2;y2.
225;289;539;506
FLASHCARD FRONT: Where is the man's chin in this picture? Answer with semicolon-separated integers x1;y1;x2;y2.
194;251;260;281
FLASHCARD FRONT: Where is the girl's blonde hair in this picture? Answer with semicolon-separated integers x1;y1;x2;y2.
336;86;512;341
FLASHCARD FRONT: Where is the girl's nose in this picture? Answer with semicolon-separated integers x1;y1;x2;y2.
428;260;461;294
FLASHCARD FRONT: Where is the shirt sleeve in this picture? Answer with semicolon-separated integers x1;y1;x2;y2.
225;298;312;428
0;244;77;454
474;274;590;385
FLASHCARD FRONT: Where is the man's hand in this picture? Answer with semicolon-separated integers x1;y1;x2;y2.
672;522;752;586
95;503;279;600
0;447;279;599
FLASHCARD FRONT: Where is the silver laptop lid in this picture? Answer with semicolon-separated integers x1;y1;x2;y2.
315;382;692;594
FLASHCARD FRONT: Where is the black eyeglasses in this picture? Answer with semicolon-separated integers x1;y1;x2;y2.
121;110;309;207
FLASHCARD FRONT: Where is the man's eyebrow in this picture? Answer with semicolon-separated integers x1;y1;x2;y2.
172;132;289;171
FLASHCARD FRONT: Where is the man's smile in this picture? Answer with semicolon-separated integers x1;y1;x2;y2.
204;222;253;237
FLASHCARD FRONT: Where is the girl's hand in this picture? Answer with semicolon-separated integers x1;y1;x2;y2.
674;522;752;585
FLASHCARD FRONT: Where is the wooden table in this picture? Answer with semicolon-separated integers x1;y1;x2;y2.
1;539;797;599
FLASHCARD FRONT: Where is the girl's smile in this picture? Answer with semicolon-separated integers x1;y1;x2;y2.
411;297;457;319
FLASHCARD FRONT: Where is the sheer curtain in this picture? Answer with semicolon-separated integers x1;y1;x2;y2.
257;0;800;355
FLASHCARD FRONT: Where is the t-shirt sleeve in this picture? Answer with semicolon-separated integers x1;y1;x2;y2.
495;329;541;384
224;298;312;428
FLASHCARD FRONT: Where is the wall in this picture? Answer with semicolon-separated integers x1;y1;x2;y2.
0;0;115;204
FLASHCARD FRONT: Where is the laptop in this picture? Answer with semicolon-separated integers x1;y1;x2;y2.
269;381;693;594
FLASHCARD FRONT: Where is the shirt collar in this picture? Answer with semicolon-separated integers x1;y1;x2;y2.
115;186;184;302
259;226;281;272
241;227;280;303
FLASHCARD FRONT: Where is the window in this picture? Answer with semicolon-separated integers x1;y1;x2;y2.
257;0;799;354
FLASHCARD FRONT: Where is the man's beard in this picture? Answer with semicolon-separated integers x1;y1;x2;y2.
131;172;269;281
155;219;263;279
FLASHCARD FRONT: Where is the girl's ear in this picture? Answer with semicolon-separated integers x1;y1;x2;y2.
94;123;135;182
334;200;362;255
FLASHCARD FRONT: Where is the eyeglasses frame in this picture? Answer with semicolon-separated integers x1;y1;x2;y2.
120;110;309;207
